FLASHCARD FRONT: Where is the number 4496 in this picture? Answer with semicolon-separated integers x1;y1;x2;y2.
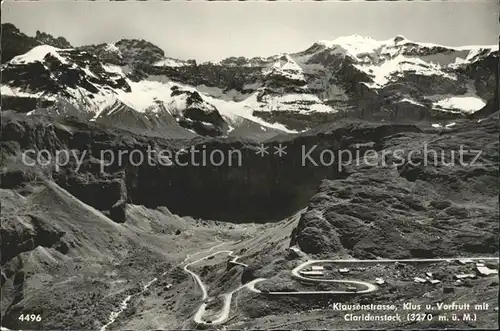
18;314;42;322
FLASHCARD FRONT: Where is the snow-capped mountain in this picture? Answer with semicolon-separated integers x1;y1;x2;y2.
1;24;498;137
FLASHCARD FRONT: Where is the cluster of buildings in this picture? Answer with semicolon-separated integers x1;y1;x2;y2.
298;264;386;289
414;272;441;284
298;260;498;288
413;261;498;285
299;265;356;277
453;261;498;279
299;259;498;285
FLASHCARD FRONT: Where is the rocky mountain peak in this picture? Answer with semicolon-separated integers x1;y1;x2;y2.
2;23;40;63
394;35;407;44
186;90;204;104
1;23;73;63
114;38;165;64
2;23;23;37
76;38;166;67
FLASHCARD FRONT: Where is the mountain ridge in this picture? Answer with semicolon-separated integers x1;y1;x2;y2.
1;23;498;138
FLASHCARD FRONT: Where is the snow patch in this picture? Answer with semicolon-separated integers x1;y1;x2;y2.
357;55;457;88
1;84;56;101
316;35;387;59
206;93;298;133
81;66;98;79
434;96;486;113
10;45;69;65
116;79;175;111
400;97;424;107
253;92;335;113
112;76;296;132
102;64;132;76
264;55;306;82
105;43;121;55
153;58;190;67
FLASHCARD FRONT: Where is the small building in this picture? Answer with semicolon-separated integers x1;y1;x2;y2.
414;277;427;283
375;277;385;285
476;266;498;276
311;265;325;271
338;268;350;274
286;246;306;259
429;279;441;285
457;259;473;265
300;270;324;277
454;273;476;280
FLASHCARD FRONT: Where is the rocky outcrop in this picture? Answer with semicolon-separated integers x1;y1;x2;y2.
56;176;128;223
0;192;69;264
174;91;229;136
145;62;263;92
469;51;499;119
1;23;40;63
34;30;72;49
2;47;131;113
78;38;165;67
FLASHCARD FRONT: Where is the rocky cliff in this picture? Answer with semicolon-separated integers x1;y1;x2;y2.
291;113;499;258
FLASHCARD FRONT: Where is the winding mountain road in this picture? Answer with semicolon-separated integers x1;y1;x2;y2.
183;249;233;301
183;248;499;326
